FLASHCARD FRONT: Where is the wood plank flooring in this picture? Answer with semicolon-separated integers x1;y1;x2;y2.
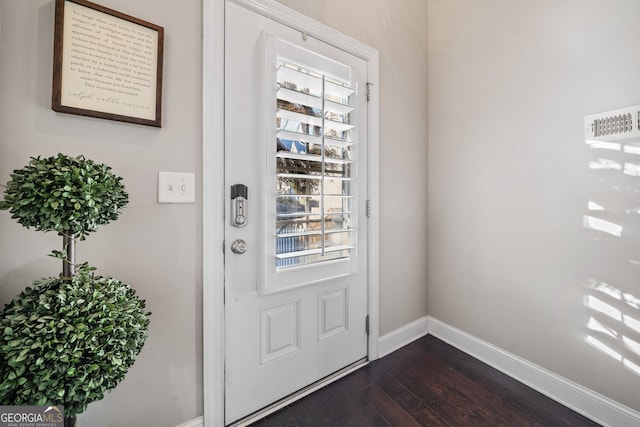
250;335;601;426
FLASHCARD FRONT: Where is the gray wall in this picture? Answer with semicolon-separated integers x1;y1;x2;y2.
428;0;640;412
0;1;203;425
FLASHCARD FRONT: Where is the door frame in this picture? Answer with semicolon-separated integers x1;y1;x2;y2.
203;1;379;425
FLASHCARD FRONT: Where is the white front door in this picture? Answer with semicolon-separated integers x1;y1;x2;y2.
224;1;371;424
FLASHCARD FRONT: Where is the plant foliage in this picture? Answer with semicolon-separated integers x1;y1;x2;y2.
0;154;128;239
0;264;150;417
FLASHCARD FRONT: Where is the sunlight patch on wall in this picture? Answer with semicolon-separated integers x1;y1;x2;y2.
583;216;623;237
623;336;640;357
624;207;640;215
624;315;640;333
589;279;622;300
587;316;617;338
585;279;640;377
623;359;640;376
586;335;622;361
624;144;640;156
588;141;621;151
623;162;640;177
587;279;640;311
589;158;622;171
622;314;640;334
588;201;605;211
624;293;640;309
586;295;622;321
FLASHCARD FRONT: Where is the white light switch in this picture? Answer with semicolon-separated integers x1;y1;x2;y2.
158;172;195;204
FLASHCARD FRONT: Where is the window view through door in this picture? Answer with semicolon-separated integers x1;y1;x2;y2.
275;59;356;268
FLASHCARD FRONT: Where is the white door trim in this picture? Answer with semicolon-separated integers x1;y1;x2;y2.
203;1;379;425
202;0;225;426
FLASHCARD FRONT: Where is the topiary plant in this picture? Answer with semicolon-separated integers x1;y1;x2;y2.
0;154;149;426
0;154;128;279
0;263;150;417
0;153;128;239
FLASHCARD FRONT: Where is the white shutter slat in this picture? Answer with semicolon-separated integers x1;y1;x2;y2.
325;136;354;147
276;151;321;163
277;129;323;145
277;109;323;128
324;99;354;115
277;172;323;180
277;86;322;110
325;80;354;99
276;230;322;238
276;245;354;260
276;151;353;165
277;212;322;219
277;65;322;93
324;119;354;133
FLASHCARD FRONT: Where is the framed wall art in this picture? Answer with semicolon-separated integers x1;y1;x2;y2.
52;0;164;127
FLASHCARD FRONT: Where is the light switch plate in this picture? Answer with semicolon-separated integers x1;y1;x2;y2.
158;171;195;203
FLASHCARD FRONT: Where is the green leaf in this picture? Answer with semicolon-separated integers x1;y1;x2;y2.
15;348;30;362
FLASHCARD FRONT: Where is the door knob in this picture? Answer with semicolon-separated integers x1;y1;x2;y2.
231;239;247;254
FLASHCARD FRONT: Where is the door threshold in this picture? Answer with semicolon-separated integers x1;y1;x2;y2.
228;357;369;427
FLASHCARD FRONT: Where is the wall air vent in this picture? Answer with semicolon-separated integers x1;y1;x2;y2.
585;105;640;142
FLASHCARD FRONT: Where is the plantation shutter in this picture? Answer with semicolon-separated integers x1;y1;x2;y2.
262;35;360;293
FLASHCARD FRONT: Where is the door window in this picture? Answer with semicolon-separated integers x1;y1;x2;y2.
270;37;359;282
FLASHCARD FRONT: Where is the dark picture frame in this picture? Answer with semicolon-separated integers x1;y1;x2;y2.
52;0;164;127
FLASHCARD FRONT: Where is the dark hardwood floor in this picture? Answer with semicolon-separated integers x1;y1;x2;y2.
250;335;601;426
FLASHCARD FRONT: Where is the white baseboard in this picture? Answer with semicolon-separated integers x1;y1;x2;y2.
175;415;204;427
424;317;640;427
377;315;430;358
195;316;640;427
